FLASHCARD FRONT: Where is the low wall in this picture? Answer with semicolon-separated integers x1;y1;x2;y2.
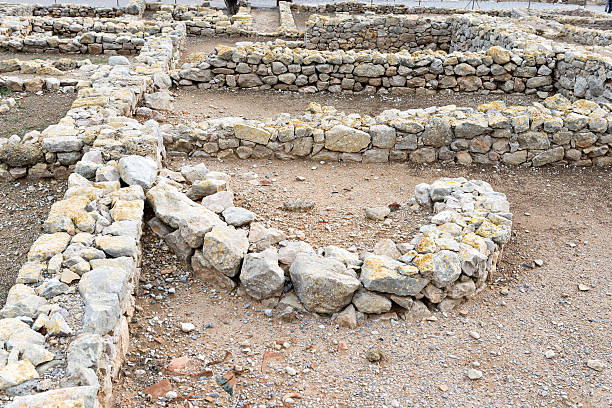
173;42;557;97
450;14;612;103
32;0;146;18
0;18;183;55
159;95;612;168
0;21;185;407
144;173;511;323
304;14;452;52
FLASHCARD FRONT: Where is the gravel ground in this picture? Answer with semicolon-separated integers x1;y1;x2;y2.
166;88;538;122
0;178;67;304
113;160;611;408
0;92;76;139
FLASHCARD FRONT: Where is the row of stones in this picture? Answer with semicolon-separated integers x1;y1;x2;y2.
0;57;91;75
1;16;182;55
289;0;610;22
153;2;301;38
450;14;612;103
304;11;612;53
145;167;511;328
173;41;558;97
0;57;100;95
2;15;170;38
0;1;141;18
159;94;612;168
31;0;146;18
303;13;453;53
0;95;16;114
557;23;612;47
0;22;186;408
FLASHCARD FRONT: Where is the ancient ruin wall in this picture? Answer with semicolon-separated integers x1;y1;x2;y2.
173;42;558;97
304;14;452;52
159;96;612;168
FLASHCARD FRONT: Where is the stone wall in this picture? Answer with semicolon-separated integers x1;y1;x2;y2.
450;14;612;103
173;42;557;97
32;0;146;18
304;14;451;52
150;3;301;38
557;24;612;47
159;95;612;168
0;17;182;55
0;18;185;407
144;172;512;325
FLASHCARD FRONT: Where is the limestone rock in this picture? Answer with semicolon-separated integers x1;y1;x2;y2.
0;360;38;390
118;155;158;190
364;206;390;221
240;248;285;300
289;253;361;314
360;255;429;296
325;125;370;153
352;288;392;314
201;225;249;277
248;222;287;251
278;241;315;265
222;206;256;227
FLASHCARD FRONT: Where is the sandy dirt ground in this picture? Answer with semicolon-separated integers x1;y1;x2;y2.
0;92;76;138
165;88;539;123
0;178;67;304
113;159;611;408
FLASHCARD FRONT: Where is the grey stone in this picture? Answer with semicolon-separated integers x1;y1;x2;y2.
278;241;315;265
222;206;256;227
118;155;158;190
352;289;392;314
289;253;361;314
202;225;249;277
360;255;429;296
239;248;285;300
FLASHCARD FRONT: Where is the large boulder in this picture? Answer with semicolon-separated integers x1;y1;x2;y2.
119;155;158;190
289;253;361;314
324;125;370;153
360;255;429;296
239;248;284;299
201;225;249;277
0;143;44;167
147;179;224;248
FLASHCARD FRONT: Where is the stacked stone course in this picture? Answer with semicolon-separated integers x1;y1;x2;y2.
173;42;558;97
304;14;452;52
159;96;612;167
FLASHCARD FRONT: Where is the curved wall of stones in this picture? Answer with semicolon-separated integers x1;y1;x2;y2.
144;173;511;323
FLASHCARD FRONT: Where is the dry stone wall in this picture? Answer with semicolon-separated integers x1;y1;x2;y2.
450;14;612;103
1;16;182;55
0;15;184;406
173;41;557;97
159;96;612;168
32;0;146;18
144;172;511;323
171;12;612;104
304;14;452;52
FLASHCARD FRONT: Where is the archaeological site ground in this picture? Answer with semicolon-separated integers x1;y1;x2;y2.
0;0;610;407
